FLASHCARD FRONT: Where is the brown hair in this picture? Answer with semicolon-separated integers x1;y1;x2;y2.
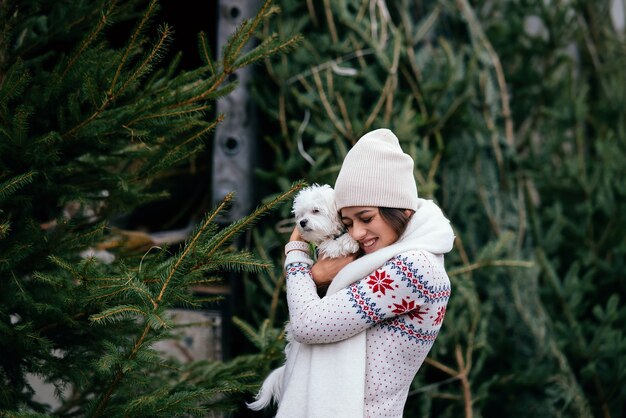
379;207;414;237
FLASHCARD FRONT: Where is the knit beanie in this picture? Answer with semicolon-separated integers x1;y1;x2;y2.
334;128;419;211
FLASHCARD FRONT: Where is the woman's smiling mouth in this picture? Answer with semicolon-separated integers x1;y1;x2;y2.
360;238;377;252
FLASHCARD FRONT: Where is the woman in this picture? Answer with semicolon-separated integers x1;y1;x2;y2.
249;129;455;417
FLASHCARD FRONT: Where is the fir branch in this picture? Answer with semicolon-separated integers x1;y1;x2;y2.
11;104;31;145
114;23;173;102
286;48;375;85
91;324;152;418
251;228;283;326
222;0;274;69
233;33;303;69
232;317;265;350
63;1;168;139
204;182;305;261
457;0;514;148
193;250;271;273
89;279;158;309
311;70;348;137
90;305;147;324
186;276;223;286
166;76;227;110
108;0;158;96
48;254;78;275
165;114;223;160
31;271;65;287
146;312;167;329
88;285;132;301
60;1;117;82
197;31;216;77
156;193;234;304
0;171;37;201
126;104;212;126
364;74;395;131
455;345;473;418
168;4;288;110
0;218;9;240
322;0;339;44
0;60;30;109
447;259;535;276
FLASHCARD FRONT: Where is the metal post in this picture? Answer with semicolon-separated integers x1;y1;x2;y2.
212;0;260;223
212;0;260;362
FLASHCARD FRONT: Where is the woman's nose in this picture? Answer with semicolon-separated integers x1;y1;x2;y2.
350;223;366;240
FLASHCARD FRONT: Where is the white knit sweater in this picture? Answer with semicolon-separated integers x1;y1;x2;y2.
286;249;450;417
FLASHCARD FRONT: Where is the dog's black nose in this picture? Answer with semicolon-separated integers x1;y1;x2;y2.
299;219;308;228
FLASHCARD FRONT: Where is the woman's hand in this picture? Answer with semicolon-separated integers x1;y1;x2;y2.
289;227;303;243
311;254;357;288
286;226;356;287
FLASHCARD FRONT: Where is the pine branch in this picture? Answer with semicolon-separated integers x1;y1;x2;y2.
90;305;147;324
156;194;233;303
0;218;9;240
0;171;37;201
311;70;348;137
457;0;514;148
222;0;275;69
233;33;303;69
62;0;171;138
60;1;117;82
204;182;305;260
126;104;212;126
197;31;216;77
0;61;30;109
115;23;173;101
163;115;223;161
447;259;535;276
109;0;158;96
193;251;272;273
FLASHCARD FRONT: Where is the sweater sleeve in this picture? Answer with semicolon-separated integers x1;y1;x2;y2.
285;250;450;344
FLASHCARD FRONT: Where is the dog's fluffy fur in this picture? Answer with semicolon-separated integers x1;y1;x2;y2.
292;184;359;258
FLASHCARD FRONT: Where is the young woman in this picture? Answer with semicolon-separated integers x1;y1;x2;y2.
249;129;455;417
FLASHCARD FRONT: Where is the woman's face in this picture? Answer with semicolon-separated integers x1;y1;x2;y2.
340;207;399;254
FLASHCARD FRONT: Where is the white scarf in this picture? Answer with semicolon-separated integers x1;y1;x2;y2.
249;199;455;417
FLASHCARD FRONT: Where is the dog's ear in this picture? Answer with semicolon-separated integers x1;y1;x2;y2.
321;187;338;215
292;188;307;215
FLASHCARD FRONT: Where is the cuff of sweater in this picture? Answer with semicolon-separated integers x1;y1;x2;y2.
284;250;314;270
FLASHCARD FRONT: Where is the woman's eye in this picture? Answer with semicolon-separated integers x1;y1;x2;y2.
362;217;372;223
344;224;352;229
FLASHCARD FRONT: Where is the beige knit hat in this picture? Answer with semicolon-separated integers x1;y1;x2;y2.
334;128;419;211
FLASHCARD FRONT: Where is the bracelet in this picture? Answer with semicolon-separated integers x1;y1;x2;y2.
284;241;310;256
284;250;314;270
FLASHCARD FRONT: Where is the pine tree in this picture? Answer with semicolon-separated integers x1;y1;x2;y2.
0;0;301;415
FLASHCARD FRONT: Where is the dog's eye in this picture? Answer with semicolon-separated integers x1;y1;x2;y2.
312;209;320;213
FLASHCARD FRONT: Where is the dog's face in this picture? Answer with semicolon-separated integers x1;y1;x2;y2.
292;185;344;244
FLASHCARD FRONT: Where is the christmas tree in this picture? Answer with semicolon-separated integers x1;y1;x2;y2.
0;0;300;415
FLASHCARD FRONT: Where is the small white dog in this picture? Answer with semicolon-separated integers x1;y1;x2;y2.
292;184;360;258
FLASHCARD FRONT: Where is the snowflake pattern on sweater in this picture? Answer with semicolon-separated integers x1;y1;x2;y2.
286;249;451;418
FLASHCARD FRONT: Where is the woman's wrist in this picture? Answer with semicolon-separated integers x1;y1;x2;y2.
284;248;314;270
284;229;313;269
284;240;310;256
